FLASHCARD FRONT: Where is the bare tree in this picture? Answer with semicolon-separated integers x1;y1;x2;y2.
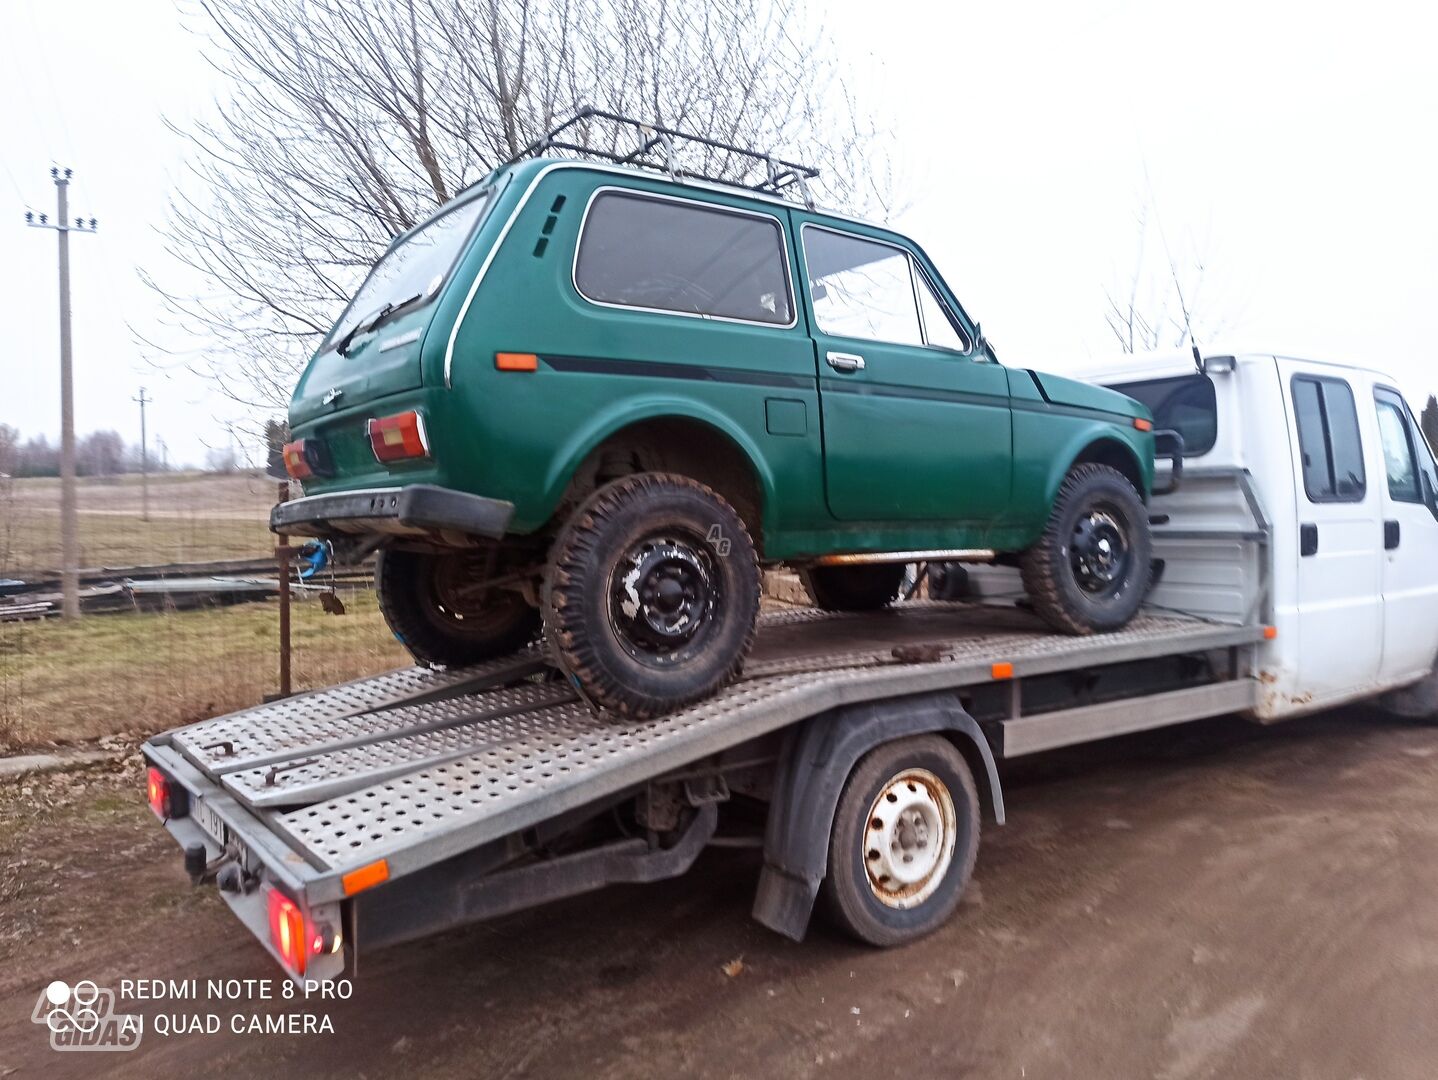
147;0;889;411
1103;194;1233;354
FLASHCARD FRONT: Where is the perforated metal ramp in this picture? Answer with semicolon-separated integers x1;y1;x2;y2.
164;605;1259;879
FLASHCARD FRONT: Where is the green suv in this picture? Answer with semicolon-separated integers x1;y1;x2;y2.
273;112;1158;718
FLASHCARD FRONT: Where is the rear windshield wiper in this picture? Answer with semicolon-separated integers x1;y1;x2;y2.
335;292;423;356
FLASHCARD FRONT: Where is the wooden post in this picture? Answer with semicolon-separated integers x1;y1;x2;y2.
276;481;292;699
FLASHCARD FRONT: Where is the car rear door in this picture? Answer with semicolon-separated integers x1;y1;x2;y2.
1371;386;1438;685
1282;362;1383;699
794;219;1011;523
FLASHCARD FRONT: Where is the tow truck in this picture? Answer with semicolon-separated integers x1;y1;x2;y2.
142;350;1438;984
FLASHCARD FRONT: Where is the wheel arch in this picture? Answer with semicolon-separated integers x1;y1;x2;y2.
751;693;1003;942
542;403;774;551
1049;433;1151;505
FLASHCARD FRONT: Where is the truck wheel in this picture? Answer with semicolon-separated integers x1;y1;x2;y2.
1020;463;1152;635
822;735;980;947
543;473;760;719
376;549;540;667
799;563;906;612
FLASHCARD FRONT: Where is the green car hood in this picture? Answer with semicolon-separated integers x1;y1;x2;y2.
1028;370;1148;420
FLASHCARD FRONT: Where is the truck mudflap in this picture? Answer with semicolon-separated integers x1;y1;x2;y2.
269;484;514;540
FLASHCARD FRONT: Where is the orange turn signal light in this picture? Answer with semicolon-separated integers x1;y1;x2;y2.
1133;417;1154;432
282;439;314;480
991;661;1014;680
495;352;539;372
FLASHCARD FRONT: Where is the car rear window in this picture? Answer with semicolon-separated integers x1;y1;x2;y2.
574;191;793;325
1106;373;1218;456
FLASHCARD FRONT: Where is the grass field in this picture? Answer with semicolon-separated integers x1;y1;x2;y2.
0;588;407;750
0;471;280;576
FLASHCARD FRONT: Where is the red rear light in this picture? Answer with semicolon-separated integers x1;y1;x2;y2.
367;411;429;463
146;766;189;820
268;889;307;975
283;439;314;480
146;767;169;817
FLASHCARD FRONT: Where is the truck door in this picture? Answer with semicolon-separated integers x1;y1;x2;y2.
1371;387;1438;685
795;220;1012;523
1285;366;1383;699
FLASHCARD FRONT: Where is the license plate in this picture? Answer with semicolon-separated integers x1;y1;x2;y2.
194;798;227;846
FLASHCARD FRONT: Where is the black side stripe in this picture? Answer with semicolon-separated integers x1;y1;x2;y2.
539;354;1138;424
541;353;812;390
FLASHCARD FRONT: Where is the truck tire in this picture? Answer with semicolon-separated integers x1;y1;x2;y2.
821;735;980;947
1020;463;1152;635
376;549;540;667
543;473;760;719
800;564;906;612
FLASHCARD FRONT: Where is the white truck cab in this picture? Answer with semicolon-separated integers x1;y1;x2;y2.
1085;350;1438;720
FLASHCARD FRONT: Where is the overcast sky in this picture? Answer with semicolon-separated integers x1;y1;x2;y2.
2;0;1435;465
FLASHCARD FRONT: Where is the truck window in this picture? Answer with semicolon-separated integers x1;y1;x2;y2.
802;227;924;346
574;191;794;326
1106;374;1217;456
1292;375;1366;503
1374;389;1422;502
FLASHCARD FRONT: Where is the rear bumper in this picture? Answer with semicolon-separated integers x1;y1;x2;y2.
270;484;514;540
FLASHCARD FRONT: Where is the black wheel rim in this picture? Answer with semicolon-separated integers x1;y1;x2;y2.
1068;504;1131;599
430;557;522;634
608;532;719;667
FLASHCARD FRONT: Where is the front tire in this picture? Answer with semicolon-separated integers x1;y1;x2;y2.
1020;463;1152;635
543;473;760;719
800;563;907;612
376;549;541;667
821;735;980;947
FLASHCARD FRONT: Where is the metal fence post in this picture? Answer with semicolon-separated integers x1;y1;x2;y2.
275;481;292;699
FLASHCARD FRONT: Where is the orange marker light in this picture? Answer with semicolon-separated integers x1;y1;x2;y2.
991;661;1014;680
1263;625;1279;640
342;859;390;896
1133;417;1154;432
495;352;539;372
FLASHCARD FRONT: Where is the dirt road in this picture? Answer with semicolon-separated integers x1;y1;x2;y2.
5;704;1438;1079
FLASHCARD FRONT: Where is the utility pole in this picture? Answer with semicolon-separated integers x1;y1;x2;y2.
26;168;97;619
134;387;151;522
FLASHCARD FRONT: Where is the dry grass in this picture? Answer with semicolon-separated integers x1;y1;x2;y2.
0;588;408;750
1;471;280;577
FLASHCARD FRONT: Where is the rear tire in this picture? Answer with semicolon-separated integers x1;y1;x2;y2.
376;549;540;667
800;563;906;612
821;735;980;947
543;473;760;719
1020;463;1152;635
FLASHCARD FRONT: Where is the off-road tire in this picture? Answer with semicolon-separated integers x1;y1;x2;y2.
800;563;907;612
376;549;540;667
543;473;760;719
821;735;980;947
1020;463;1152;635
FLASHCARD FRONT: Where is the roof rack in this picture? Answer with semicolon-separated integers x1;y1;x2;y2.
509;107;820;207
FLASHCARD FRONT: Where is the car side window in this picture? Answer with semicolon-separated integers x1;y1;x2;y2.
574;191;794;325
914;270;970;352
802;228;924;347
1375;390;1422;502
1292;375;1366;503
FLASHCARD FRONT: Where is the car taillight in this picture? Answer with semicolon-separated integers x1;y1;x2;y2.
282;439;313;480
145;766;188;820
367;411;429;463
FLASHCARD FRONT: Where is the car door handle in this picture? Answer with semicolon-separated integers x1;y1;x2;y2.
1300;522;1319;557
1385;519;1401;550
826;351;865;373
